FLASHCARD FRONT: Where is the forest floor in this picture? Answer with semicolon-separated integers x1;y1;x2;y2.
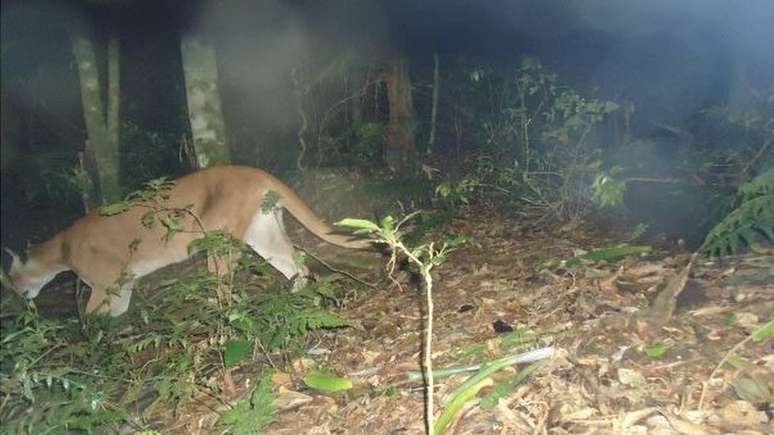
4;174;771;434
171;208;773;434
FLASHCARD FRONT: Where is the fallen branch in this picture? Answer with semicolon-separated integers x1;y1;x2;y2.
636;253;697;337
699;319;774;410
295;245;377;289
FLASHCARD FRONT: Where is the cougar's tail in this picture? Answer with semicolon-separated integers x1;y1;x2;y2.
268;176;371;250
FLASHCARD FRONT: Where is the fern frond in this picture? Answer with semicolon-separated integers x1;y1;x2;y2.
217;374;275;435
249;292;352;351
701;194;774;256
288;310;352;335
701;165;774;256
739;166;774;201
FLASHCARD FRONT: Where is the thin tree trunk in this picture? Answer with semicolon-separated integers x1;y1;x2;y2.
728;59;755;118
427;51;440;153
77;151;98;212
0;83;18;172
106;36;120;155
72;31;122;204
350;68;363;125
180;33;229;168
384;51;415;171
291;67;308;171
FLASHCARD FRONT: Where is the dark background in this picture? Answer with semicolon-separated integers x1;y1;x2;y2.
2;0;773;250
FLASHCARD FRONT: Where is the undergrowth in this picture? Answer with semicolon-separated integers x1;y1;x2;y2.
216;373;276;435
701;165;774;256
0;261;352;433
0;177;356;433
1;261;351;433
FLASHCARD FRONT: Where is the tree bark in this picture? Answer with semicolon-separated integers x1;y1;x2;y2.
180;33;229;168
0;83;18;172
427;51;440;153
384;51;416;171
727;59;756;118
291;67;308;171
72;31;122;204
350;68;363;125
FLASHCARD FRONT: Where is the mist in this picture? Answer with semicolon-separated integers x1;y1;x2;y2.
2;0;773;245
1;2;773;433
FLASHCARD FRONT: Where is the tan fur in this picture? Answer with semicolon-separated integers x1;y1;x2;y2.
5;165;369;316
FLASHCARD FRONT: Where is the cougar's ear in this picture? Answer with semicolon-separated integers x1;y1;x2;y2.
3;247;23;271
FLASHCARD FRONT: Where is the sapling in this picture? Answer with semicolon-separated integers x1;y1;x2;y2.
338;212;453;435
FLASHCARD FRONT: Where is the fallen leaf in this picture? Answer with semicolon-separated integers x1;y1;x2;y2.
618;368;646;387
619;407;657;429
661;412;708;435
271;372;292;387
716;400;768;426
275;386;314;411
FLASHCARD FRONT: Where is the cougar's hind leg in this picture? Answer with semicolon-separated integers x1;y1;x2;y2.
107;282;135;316
243;209;309;288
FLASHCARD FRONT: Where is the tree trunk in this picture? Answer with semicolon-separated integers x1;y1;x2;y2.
72;31;122;204
180;33;229;168
384;51;416;172
427;51;440;153
727;59;755;118
350;68;363;125
291;67;308;171
0;85;19;173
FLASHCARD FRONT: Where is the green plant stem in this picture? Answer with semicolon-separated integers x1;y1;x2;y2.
422;263;434;435
398;241;436;435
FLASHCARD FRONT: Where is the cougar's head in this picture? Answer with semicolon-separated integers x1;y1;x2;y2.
3;247;51;299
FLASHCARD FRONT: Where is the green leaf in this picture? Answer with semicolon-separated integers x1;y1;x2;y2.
435;377;492;434
644;343;667;358
160;214;182;233
701;180;774;257
145;176;171;191
479;362;540;410
229;314;256;333
100;202;130;216
604;101;620;113
445;235;472;249
217;375;275;435
733;372;774;403
751;320;773;342
381;215;395;233
726;354;746;369
564;245;652;267
261;190;281;214
335;218;380;232
302;370;352;393
223;340;251;368
141;211;156;228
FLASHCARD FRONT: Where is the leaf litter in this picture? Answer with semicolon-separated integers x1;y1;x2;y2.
207;208;769;435
93;207;773;434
